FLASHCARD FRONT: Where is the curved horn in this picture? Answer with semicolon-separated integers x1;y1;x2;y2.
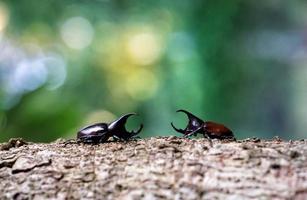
108;113;136;130
131;124;143;135
172;109;204;135
176;109;204;123
108;113;143;139
171;122;185;133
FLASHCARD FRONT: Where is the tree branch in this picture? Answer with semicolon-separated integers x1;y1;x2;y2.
0;137;306;199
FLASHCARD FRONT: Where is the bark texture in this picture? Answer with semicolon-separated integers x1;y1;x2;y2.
0;137;307;200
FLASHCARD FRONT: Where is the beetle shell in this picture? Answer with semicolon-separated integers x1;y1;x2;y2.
77;123;109;143
203;121;234;139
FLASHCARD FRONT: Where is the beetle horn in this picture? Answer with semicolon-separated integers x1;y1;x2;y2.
176;109;204;124
130;124;143;135
171;109;204;135
108;113;142;135
170;122;185;133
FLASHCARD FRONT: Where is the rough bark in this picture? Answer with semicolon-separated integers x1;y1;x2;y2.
0;137;306;200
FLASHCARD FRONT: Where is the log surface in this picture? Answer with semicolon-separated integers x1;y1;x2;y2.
0;137;307;199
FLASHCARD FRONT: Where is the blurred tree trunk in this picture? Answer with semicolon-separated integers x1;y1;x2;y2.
0;137;306;199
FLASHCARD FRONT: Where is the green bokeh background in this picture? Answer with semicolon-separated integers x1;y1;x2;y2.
1;0;307;142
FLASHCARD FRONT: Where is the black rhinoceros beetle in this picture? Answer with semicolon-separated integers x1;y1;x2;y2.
77;113;143;143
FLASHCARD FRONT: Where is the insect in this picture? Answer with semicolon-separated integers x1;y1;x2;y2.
171;109;235;140
77;113;143;143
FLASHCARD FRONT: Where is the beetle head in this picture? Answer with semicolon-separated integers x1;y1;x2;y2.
108;113;143;138
171;109;204;135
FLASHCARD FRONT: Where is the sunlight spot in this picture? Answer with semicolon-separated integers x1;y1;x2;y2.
125;69;159;101
167;32;196;63
84;110;116;125
14;60;48;92
0;3;9;32
60;16;94;50
43;55;67;90
127;31;161;65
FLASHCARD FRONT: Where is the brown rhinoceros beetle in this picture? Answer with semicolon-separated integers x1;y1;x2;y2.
171;109;235;140
77;113;143;143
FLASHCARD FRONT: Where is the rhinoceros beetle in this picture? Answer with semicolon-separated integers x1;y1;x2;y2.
171;109;235;140
77;113;143;143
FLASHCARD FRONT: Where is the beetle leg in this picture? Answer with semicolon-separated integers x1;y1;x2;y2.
183;127;202;138
62;138;77;144
79;136;99;144
203;133;213;147
128;135;141;141
112;135;121;141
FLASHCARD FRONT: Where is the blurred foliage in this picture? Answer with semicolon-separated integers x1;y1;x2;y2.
1;0;307;142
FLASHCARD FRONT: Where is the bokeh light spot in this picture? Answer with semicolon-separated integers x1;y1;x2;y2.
127;32;162;65
126;69;159;101
60;16;94;50
84;110;116;126
14;60;48;92
43;55;67;90
0;3;9;32
167;32;196;63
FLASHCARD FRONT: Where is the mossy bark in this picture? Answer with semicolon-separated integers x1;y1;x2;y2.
0;137;306;199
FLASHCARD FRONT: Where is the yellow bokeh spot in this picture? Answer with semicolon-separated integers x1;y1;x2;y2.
126;31;162;65
125;69;159;101
84;110;116;126
0;3;9;32
93;25;164;102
